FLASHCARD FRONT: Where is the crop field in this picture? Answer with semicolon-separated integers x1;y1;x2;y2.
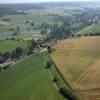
54;36;100;50
79;24;100;35
51;36;100;100
0;52;63;100
0;40;28;53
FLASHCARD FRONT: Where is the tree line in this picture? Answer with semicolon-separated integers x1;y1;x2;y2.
0;39;39;64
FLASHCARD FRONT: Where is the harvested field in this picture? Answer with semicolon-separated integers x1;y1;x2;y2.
79;90;100;100
75;60;100;90
51;36;100;100
54;36;100;51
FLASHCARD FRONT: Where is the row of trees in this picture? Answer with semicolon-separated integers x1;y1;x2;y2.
46;60;77;100
76;32;100;37
0;47;24;64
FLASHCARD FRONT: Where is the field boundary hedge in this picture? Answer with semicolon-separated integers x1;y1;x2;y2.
49;55;72;90
48;55;79;100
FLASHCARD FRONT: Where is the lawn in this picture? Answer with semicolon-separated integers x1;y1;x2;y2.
0;52;63;100
0;40;28;53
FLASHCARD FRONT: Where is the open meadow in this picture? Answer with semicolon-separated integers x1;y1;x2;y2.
0;40;28;53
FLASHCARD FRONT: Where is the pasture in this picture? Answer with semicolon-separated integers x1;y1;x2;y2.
0;9;62;40
16;33;44;40
0;52;63;100
0;10;62;33
0;40;28;53
79;24;100;35
51;36;100;100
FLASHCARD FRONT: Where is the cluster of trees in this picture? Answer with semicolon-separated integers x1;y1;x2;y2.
27;39;38;55
25;21;35;32
46;60;52;69
74;8;100;27
45;8;100;41
0;39;40;64
50;24;71;40
75;11;93;27
54;8;100;36
0;47;24;64
40;23;51;34
12;26;21;36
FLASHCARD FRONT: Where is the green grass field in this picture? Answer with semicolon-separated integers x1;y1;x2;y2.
0;52;63;100
0;40;28;53
0;12;62;40
16;33;44;40
79;24;100;35
0;13;61;32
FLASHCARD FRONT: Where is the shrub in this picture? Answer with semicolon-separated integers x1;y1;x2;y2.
84;34;89;36
46;60;52;68
47;46;52;54
3;65;10;70
76;34;81;37
59;87;77;100
15;47;24;59
52;76;58;82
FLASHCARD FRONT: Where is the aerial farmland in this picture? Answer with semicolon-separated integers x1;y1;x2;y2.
0;1;100;100
51;36;100;100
